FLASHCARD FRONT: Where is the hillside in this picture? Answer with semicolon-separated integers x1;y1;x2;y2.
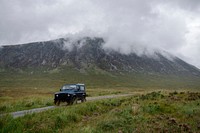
0;37;200;92
0;37;200;76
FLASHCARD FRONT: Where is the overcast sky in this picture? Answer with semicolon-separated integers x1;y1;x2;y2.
0;0;200;68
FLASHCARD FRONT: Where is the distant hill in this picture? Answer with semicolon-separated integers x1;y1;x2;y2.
0;37;200;76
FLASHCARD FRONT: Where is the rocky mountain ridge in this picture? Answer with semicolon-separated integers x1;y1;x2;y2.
0;37;200;76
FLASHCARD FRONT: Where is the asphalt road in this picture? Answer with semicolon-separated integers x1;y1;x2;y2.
4;94;134;118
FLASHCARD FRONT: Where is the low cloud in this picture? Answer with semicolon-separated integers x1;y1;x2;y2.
0;0;200;68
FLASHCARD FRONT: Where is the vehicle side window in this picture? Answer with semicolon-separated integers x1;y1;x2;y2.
80;86;85;91
76;86;80;90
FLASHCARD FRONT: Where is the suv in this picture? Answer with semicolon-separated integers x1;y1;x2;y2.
54;83;86;105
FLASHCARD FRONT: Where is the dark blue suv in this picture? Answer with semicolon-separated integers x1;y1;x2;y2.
54;83;86;105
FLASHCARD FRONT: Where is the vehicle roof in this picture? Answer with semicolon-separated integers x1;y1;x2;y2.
63;83;85;86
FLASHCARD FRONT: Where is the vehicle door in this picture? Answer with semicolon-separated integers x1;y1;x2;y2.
75;85;82;99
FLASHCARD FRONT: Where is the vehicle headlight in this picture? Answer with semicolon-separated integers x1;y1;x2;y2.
56;94;58;97
68;94;70;97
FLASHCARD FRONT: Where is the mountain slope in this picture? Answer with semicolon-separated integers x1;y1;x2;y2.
0;37;200;76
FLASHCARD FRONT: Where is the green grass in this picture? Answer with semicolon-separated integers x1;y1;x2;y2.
0;88;135;114
0;67;200;132
0;67;200;113
0;96;53;113
1;67;200;90
1;92;200;132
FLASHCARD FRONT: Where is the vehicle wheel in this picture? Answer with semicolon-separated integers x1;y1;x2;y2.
55;100;60;106
70;97;78;105
67;101;71;105
81;97;86;103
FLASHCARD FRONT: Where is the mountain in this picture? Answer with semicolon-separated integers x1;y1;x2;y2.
0;37;200;76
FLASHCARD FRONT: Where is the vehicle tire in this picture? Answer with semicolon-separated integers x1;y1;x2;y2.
67;101;71;105
55;100;60;106
70;97;78;105
81;97;86;103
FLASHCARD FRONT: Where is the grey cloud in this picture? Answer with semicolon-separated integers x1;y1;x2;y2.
0;0;200;68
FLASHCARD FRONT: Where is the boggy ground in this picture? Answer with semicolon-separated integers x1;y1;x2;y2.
1;91;200;133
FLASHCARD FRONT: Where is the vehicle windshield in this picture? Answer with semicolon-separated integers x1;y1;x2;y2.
61;85;76;91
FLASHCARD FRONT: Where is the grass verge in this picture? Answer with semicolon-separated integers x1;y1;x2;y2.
1;91;200;132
